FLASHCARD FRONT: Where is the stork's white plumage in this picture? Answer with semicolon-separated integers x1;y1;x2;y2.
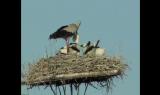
59;45;80;55
72;34;80;48
72;34;79;44
87;48;105;56
63;22;81;33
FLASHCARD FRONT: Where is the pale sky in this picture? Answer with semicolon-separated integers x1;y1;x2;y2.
21;0;140;95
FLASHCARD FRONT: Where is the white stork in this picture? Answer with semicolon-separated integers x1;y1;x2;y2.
59;35;80;55
58;44;80;55
82;40;105;56
49;21;81;53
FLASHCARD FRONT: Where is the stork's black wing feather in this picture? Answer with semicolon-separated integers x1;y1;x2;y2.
70;43;77;45
86;41;91;47
84;46;94;54
70;46;80;52
56;25;68;32
95;40;100;48
49;25;74;39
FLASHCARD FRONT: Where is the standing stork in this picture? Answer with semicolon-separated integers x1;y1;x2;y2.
49;21;81;53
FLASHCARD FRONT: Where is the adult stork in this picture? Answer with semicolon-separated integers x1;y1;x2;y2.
49;21;81;53
58;35;80;55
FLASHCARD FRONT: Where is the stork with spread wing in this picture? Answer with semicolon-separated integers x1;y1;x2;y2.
49;21;81;54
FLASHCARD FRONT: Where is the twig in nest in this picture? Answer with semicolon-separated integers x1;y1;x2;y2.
70;84;73;95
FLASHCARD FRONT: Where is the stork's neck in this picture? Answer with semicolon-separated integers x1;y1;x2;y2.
72;34;79;43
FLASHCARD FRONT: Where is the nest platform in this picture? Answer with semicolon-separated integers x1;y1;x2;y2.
22;54;127;87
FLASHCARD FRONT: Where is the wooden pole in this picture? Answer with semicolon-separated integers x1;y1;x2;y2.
70;84;73;95
62;85;66;95
50;85;56;95
58;86;61;95
84;83;88;95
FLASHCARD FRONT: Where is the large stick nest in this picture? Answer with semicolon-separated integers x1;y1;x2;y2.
22;54;128;88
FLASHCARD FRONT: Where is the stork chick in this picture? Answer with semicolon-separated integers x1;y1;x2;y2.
83;40;105;56
59;45;80;55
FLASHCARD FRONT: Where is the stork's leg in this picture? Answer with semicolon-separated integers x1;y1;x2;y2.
66;38;70;54
65;38;70;54
65;39;68;47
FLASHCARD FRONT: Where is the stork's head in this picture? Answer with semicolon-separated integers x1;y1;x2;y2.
49;33;56;40
80;41;91;48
